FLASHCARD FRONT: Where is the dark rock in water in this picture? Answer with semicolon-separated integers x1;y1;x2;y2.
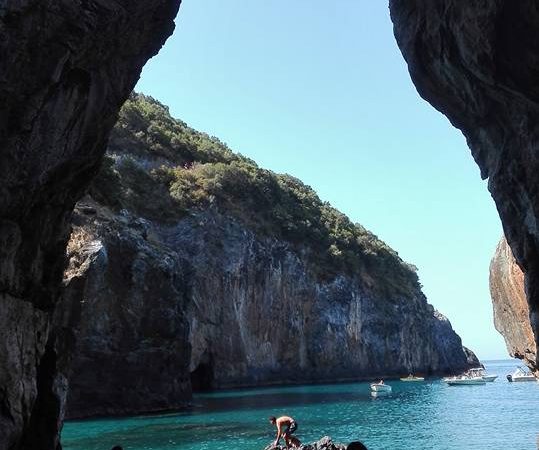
463;346;482;369
389;0;539;373
59;95;479;418
0;2;181;449
490;237;536;369
264;436;346;450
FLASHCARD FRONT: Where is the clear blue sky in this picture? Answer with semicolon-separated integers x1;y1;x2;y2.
136;0;507;360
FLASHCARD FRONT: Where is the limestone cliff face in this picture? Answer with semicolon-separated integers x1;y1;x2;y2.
56;94;478;418
0;2;180;449
58;206;191;419
61;197;478;418
389;0;539;371
181;213;473;388
490;237;537;369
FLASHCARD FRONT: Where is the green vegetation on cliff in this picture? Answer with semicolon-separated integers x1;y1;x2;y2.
90;93;419;297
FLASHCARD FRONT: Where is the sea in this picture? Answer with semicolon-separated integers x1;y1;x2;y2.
61;360;539;450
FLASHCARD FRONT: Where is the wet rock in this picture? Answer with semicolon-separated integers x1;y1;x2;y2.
264;436;346;450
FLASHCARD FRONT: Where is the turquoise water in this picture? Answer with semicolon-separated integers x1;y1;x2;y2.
62;360;539;450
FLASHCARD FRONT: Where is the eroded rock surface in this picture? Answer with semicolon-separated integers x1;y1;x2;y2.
64;204;475;418
390;0;539;371
0;2;181;448
58;209;191;419
490;237;537;369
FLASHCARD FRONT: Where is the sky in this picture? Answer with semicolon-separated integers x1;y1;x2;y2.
136;0;507;360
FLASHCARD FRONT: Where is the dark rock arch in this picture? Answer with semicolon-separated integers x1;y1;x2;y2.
0;1;181;448
390;0;539;373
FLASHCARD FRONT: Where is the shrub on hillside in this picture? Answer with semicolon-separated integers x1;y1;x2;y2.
89;93;420;298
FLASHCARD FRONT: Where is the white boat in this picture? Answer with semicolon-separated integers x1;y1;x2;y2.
400;374;425;382
506;366;536;382
370;381;392;392
468;367;498;382
370;390;390;398
443;375;486;386
482;374;498;382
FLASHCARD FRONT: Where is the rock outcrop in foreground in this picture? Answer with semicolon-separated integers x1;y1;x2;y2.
390;0;539;372
490;237;537;368
59;94;478;418
265;436;346;450
0;2;181;449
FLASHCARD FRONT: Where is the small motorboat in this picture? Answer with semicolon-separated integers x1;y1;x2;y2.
400;374;424;382
371;390;390;398
370;381;392;393
507;366;536;382
482;374;498;382
443;375;486;386
468;367;498;382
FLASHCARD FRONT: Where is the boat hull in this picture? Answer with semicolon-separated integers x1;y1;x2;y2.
371;391;390;398
507;375;536;382
400;377;424;382
507;367;536;382
482;375;498;382
370;384;392;392
444;377;486;386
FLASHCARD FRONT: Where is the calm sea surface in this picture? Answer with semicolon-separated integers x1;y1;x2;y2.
62;360;539;450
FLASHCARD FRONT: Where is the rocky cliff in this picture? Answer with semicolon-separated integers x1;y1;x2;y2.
389;0;539;371
59;94;478;418
0;2;181;449
58;205;191;419
490;237;537;369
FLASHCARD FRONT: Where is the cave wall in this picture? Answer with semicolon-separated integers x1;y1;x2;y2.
389;0;539;370
0;1;181;448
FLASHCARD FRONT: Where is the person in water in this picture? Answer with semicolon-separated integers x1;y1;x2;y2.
269;415;299;448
